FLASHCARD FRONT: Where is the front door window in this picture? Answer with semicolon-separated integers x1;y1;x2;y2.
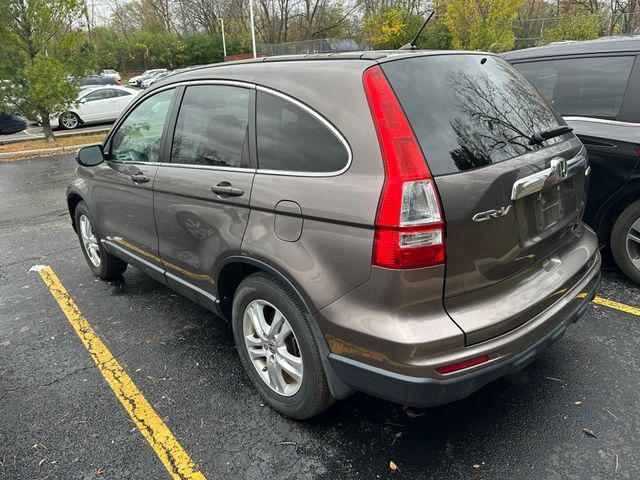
110;89;174;163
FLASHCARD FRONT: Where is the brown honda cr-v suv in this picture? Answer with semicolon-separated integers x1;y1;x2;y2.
68;51;601;419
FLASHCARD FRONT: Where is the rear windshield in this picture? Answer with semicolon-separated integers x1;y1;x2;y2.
382;54;565;176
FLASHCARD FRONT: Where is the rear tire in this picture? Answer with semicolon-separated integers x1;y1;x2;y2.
75;201;127;280
611;199;640;285
232;272;334;419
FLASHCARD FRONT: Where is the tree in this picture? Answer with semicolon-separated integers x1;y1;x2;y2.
444;0;523;52
363;7;452;50
184;33;225;65
541;13;601;43
363;7;415;49
0;0;89;140
130;29;186;69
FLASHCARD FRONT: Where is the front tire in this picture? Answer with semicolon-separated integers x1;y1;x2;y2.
75;201;127;280
59;112;81;130
232;273;334;419
611;199;640;284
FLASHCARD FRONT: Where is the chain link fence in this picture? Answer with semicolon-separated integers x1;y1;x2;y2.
257;38;365;56
258;12;640;56
514;12;640;49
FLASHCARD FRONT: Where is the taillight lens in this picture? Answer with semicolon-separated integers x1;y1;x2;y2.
401;180;441;226
363;65;445;269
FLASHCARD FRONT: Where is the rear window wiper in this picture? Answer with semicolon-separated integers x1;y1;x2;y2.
528;126;573;146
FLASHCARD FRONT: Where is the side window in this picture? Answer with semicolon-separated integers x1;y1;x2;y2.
103;89;119;99
116;90;132;97
515;65;557;100
256;91;349;173
171;85;250;168
110;89;174;163
514;56;635;120
84;90;110;102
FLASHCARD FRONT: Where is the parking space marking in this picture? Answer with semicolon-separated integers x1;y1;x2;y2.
32;265;206;480
594;296;640;316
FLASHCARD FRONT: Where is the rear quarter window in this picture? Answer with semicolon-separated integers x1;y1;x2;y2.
513;56;635;121
256;91;349;173
382;54;564;176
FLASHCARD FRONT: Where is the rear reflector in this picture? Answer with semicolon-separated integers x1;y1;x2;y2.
435;355;490;374
363;65;445;269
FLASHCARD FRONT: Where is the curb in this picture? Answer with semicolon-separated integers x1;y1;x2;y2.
0;142;99;161
0;127;111;145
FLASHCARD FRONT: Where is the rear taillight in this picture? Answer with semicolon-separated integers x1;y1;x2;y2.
363;65;445;269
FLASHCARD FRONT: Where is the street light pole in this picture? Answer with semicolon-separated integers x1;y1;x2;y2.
218;18;227;59
248;0;257;58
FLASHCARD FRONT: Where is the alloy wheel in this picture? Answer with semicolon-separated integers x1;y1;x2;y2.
60;113;78;129
242;299;303;396
625;216;640;271
79;214;101;267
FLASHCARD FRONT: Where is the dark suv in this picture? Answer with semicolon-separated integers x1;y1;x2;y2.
503;37;640;283
68;51;601;419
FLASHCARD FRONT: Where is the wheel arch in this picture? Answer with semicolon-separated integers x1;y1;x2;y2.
215;256;352;400
596;186;640;245
216;256;313;322
67;191;86;232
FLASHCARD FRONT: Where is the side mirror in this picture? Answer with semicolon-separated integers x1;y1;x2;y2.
77;144;104;167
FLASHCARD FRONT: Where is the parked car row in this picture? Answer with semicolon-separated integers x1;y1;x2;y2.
128;69;170;88
80;69;174;89
140;71;173;89
68;50;601;419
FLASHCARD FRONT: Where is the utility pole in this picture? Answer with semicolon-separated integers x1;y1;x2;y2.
218;18;227;59
249;0;257;58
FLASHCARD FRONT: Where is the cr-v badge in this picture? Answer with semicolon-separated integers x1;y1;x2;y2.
472;205;512;223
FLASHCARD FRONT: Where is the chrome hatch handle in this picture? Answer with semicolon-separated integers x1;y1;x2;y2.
511;148;587;201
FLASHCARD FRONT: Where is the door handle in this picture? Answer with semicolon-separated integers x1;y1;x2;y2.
130;172;150;184
211;182;244;197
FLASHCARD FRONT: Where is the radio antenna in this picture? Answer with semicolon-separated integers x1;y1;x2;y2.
400;10;435;50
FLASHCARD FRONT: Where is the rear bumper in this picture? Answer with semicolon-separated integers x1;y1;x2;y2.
327;250;601;408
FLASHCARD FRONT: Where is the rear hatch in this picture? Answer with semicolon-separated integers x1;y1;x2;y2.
381;53;589;344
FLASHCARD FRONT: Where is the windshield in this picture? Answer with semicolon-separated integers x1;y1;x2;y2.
382;54;567;176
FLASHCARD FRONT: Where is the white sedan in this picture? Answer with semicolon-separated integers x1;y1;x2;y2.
52;86;140;130
140;71;172;89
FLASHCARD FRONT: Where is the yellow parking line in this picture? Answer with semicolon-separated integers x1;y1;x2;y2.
593;296;640;316
33;265;206;480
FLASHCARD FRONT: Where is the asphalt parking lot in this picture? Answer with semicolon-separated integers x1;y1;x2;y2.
1;154;639;480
